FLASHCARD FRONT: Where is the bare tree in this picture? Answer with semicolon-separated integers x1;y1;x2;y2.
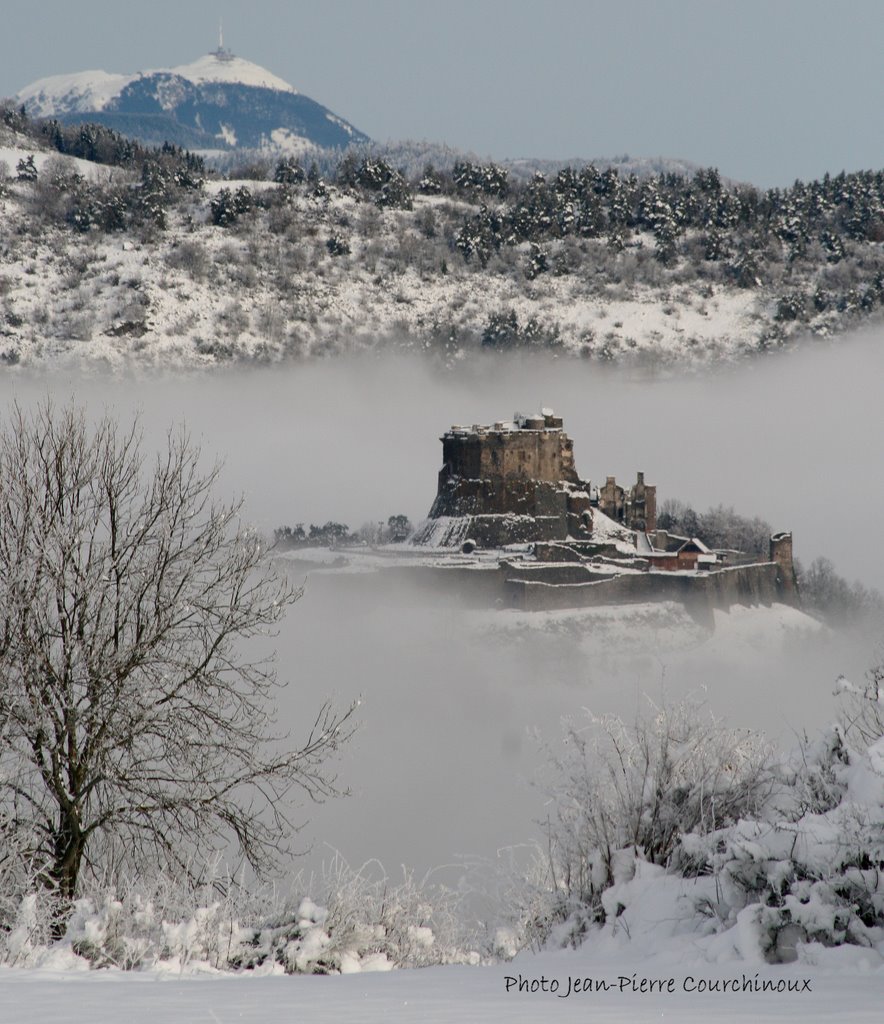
836;669;884;751
0;402;355;922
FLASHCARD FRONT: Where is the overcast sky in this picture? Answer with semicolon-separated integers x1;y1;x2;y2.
3;0;882;189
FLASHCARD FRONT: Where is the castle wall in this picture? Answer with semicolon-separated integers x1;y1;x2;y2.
502;560;625;585
505;562;782;618
466;514;567;547
327;560;791;621
440;426;578;489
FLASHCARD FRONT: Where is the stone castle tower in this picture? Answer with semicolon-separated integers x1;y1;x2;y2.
427;411;655;546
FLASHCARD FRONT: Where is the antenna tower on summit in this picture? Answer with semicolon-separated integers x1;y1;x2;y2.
213;18;234;61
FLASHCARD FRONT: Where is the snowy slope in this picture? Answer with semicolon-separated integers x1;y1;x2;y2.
0;145;113;181
18;55;299;116
17;69;133;117
0;181;770;368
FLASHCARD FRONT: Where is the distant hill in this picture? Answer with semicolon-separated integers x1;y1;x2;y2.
17;48;369;155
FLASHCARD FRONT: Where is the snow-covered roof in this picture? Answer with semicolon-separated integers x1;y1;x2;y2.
635;533;653;554
678;537;711;554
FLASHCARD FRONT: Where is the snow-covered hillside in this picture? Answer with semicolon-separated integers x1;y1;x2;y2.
0;161;811;369
1;107;882;369
16;69;131;117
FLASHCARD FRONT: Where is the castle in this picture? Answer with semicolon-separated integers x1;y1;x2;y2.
415;410;797;616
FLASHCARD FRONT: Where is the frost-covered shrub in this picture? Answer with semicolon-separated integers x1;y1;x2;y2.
775;291;809;322
210;187;253;227
677;722;884;962
537;695;773;928
326;233;350;257
0;892;60;965
316;856;473;970
166;239;210;280
0;859;480;973
504;686;883;964
837;671;884;751
67;894;155;969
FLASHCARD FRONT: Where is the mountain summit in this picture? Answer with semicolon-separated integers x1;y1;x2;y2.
17;46;369;154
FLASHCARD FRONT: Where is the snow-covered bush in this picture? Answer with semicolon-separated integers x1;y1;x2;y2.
678;721;883;962
510;685;883;964
0;858;480;974
1;893;57;966
233;856;478;974
535;694;772;930
836;670;884;750
0;868;263;971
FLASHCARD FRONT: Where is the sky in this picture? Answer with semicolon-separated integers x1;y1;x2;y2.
2;0;882;188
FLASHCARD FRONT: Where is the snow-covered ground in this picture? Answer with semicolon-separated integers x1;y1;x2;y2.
0;144;120;182
1;944;879;1023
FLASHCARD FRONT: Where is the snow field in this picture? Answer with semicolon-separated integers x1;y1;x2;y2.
0;947;880;1024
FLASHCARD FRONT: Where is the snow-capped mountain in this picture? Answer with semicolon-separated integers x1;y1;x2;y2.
17;48;369;154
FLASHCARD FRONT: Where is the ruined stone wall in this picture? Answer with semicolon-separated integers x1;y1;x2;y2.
645;485;657;533
628;474;657;532
598;477;625;521
770;532;797;596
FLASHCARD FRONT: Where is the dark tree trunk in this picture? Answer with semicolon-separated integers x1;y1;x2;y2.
44;816;86;940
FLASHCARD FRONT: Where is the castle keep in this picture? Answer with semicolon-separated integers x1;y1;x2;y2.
429;410;655;546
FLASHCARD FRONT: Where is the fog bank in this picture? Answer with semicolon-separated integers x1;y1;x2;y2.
2;326;882;879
